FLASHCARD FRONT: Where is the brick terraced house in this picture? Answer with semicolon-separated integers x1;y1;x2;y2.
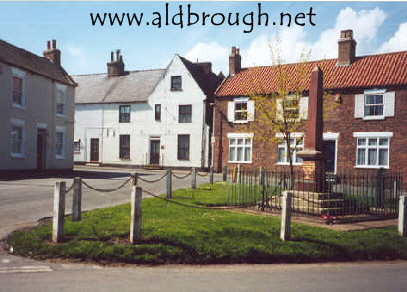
213;30;407;186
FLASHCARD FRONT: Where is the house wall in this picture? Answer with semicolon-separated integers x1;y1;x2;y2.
74;56;209;168
214;87;407;185
0;62;74;170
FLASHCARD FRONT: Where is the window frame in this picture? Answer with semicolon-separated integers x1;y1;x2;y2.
177;134;190;161
11;67;25;109
353;132;392;169
119;105;131;123
234;100;248;122
171;76;182;91
10;118;25;159
364;94;384;119
178;104;192;123
73;139;81;153
155;104;161;121
276;137;304;165
55;126;66;160
227;133;253;163
119;134;131;160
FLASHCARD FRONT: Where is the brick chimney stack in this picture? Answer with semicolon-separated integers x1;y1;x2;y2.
107;49;126;77
229;46;241;76
337;30;356;66
43;39;61;67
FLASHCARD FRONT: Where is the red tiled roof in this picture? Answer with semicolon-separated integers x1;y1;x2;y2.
0;39;76;87
216;51;407;96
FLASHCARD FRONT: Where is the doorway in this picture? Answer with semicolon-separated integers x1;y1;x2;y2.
323;140;337;173
149;138;160;165
90;138;99;162
36;130;46;170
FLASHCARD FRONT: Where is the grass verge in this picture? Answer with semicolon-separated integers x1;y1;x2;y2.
7;182;407;265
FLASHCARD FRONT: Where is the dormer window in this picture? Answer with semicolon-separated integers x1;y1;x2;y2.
171;76;182;91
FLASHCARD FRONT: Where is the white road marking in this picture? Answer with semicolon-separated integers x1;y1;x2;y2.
0;265;52;273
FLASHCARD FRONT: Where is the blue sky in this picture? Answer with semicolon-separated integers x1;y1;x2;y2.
1;2;406;75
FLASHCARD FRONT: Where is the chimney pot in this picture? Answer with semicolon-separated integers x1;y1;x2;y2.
107;49;125;77
111;51;114;62
43;39;61;66
47;40;51;50
52;39;56;49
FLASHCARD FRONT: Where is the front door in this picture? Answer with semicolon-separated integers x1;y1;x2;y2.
90;138;99;162
323;140;336;173
36;130;46;170
150;139;160;165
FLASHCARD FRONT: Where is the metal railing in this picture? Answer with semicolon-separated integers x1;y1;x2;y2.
228;167;403;223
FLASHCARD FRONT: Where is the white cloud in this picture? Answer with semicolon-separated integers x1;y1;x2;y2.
184;42;229;75
66;43;87;69
185;7;391;74
378;22;407;53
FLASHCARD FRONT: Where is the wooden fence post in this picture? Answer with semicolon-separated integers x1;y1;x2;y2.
72;178;82;221
52;181;66;243
130;186;142;244
191;168;196;189
398;195;407;237
210;167;214;184
222;165;227;181
280;191;292;241
166;169;172;198
131;172;138;186
237;164;241;183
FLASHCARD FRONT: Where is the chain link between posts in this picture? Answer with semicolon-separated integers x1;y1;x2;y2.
172;170;192;179
64;183;75;194
141;188;236;210
138;173;167;183
196;171;210;177
81;177;131;193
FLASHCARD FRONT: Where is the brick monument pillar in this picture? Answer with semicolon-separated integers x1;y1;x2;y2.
296;66;325;192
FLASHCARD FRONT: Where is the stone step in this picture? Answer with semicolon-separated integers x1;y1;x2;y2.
289;190;344;201
271;196;345;208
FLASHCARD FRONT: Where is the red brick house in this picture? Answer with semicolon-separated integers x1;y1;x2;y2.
213;30;407;186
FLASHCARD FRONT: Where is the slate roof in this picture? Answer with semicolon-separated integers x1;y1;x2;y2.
73;69;165;104
216;51;407;97
179;56;224;97
0;39;75;87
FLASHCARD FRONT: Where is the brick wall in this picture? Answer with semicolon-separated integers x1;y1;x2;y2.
214;87;407;186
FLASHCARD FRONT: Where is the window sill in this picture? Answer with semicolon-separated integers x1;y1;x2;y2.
228;161;252;164
56;113;66;118
120;158;131;161
178;159;190;161
362;116;385;121
276;162;303;166
10;153;25;159
170;88;183;91
179;121;192;123
56;155;66;160
233;120;249;124
354;165;390;169
119;121;131;123
12;103;25;109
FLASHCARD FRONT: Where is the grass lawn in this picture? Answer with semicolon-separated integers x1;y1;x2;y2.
7;182;407;265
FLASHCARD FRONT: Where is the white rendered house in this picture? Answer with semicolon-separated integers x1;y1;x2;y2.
73;51;222;169
0;39;76;171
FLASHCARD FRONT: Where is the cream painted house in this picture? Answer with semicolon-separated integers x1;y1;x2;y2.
0;39;76;171
73;51;222;169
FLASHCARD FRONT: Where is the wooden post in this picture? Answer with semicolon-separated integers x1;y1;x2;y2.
222;165;227;181
398;195;407;237
131;172;138;186
280;191;292;241
191;168;196;189
210;167;214;185
130;186;142;244
72;178;82;221
166;169;172;198
52;181;66;243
